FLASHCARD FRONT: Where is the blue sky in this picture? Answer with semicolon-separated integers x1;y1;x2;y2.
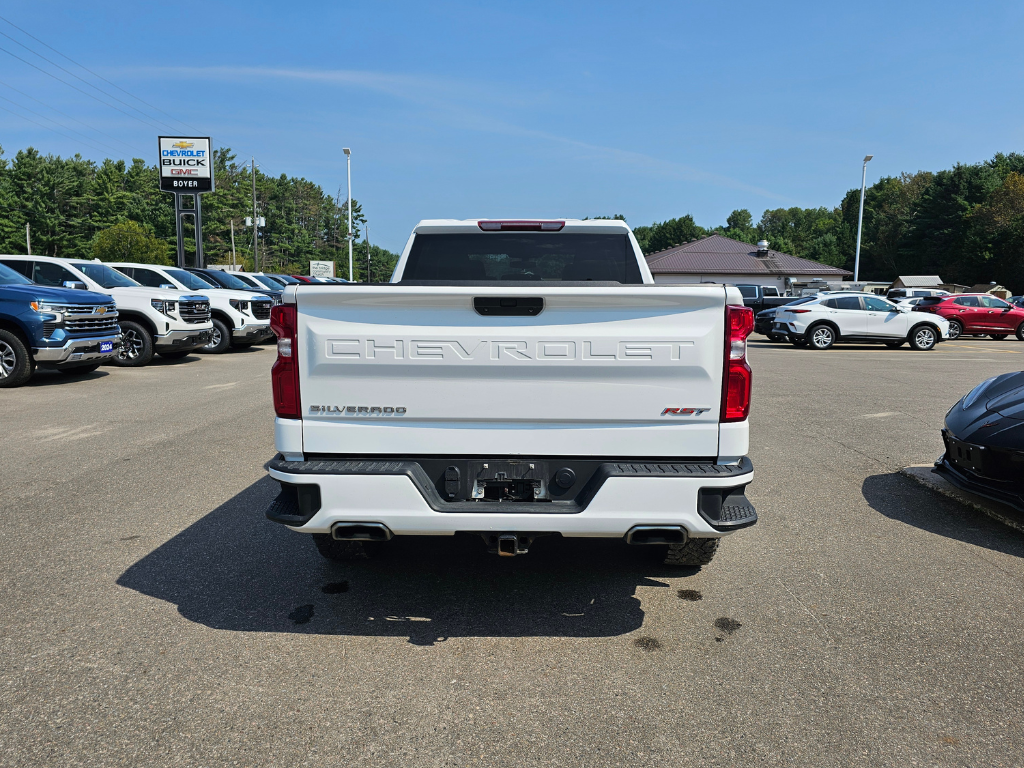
1;1;1023;252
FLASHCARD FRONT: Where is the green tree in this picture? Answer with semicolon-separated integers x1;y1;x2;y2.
632;214;706;254
92;221;172;264
711;208;758;245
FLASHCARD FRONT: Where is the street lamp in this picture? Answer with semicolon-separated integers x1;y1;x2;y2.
854;154;873;283
343;147;353;282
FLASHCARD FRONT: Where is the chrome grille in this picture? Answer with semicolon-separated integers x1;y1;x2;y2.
65;316;119;334
179;300;211;324
251;300;272;320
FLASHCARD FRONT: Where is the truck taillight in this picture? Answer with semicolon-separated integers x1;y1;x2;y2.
721;305;753;423
270;304;301;419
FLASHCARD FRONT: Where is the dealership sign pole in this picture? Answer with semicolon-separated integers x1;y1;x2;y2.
159;137;215;268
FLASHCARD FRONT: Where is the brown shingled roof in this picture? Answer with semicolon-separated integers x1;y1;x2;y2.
645;234;852;277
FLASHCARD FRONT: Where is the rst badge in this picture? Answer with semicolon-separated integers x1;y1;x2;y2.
661;407;711;416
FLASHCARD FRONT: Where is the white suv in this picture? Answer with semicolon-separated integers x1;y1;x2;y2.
774;292;950;350
107;263;274;353
0;256;212;366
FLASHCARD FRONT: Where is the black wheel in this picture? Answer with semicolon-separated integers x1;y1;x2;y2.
201;318;232;354
112;320;154;367
990;334;1008;341
0;329;34;388
947;319;963;340
789;335;807;347
1017;322;1024;341
885;340;905;348
807;324;836;350
58;363;101;375
157;350;192;360
664;538;720;566
909;324;938;351
312;534;383;562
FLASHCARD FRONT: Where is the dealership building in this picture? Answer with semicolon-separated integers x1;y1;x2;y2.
645;234;851;292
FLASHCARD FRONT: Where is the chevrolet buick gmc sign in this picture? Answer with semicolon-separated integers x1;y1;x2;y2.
159;137;214;192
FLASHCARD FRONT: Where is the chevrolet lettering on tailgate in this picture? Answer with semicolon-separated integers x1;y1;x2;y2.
324;338;696;362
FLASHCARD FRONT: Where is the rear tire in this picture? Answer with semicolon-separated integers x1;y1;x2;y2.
0;329;34;388
990;334;1008;340
807;324;836;350
664;538;720;566
201;318;232;354
111;320;154;367
1017;322;1024;341
909;324;938;350
58;363;101;375
312;534;383;562
947;319;963;340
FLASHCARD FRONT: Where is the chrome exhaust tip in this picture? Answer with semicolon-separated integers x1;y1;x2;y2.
625;525;686;545
331;522;393;541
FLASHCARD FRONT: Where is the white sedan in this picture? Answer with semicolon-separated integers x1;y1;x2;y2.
774;293;951;350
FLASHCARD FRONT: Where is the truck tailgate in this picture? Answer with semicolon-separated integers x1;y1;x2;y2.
296;285;727;457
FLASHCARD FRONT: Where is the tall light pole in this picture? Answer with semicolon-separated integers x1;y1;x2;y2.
343;147;353;282
854;154;873;283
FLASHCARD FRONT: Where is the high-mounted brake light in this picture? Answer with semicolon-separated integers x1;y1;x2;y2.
721;305;753;423
477;220;565;232
270;304;301;419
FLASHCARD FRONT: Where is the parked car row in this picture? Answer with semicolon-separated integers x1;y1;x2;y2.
753;290;1024;350
0;256;280;387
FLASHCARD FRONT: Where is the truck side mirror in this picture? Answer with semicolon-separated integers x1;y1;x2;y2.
62;280;88;290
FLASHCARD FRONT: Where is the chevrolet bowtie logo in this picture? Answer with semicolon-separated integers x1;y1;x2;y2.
172;140;194;149
96;306;107;314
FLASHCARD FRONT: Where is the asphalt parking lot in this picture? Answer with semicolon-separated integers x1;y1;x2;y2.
2;338;1023;767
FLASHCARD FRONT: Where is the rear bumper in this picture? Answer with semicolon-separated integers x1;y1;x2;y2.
154;327;213;350
266;456;755;538
33;334;121;363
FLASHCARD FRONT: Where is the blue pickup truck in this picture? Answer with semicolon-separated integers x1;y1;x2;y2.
0;261;121;387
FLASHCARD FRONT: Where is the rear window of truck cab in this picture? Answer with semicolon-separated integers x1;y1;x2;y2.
401;233;644;283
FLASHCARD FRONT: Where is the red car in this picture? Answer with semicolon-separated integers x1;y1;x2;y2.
915;294;1024;340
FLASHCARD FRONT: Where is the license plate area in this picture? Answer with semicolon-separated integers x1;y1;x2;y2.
945;432;983;473
469;460;549;501
100;341;113;353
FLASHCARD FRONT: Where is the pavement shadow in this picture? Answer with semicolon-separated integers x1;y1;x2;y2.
862;472;1024;557
118;476;683;644
26;368;112;386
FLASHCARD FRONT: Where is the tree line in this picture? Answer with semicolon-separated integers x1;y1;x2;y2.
2;145;1022;290
630;152;1024;292
0;145;398;281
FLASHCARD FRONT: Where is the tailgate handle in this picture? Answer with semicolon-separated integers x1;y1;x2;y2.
474;297;544;316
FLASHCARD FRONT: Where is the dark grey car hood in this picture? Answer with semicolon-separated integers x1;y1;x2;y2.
945;371;1024;449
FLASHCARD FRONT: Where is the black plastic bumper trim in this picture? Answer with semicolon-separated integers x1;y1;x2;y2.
266;455;753;518
935;458;1024;514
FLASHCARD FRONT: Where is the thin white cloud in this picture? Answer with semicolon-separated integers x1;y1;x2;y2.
132;65;794;202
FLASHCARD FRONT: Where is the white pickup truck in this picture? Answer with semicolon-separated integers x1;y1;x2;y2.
265;219;756;567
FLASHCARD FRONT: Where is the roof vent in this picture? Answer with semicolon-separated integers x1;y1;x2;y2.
756;239;770;254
